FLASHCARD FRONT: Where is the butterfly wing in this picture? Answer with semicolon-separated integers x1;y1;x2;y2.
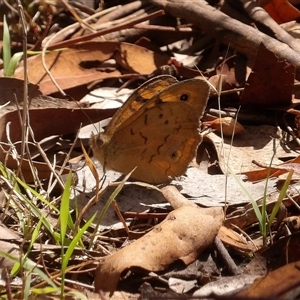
91;75;178;170
104;79;210;184
104;75;178;136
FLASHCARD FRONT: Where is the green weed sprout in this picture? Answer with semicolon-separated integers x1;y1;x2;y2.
3;15;24;77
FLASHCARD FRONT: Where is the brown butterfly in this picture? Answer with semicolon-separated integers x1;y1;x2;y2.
90;75;210;184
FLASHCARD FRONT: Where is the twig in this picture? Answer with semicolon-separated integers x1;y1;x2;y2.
41;9;164;95
149;0;300;79
60;0;96;32
283;113;300;147
240;0;300;54
96;0;151;23
133;24;195;32
214;236;241;275
16;1;28;176
47;9;165;50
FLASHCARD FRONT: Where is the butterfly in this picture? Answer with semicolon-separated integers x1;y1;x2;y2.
90;75;210;184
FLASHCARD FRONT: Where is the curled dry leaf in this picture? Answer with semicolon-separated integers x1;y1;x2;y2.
203;117;245;136
94;206;224;295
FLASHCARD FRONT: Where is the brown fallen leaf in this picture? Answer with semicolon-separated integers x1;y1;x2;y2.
218;226;257;252
260;0;300;24
14;41;120;95
94;206;224;295
236;261;300;298
0;77;41;106
0;106;117;181
160;185;198;209
203;117;245;136
240;43;295;106
114;42;170;74
242;155;300;182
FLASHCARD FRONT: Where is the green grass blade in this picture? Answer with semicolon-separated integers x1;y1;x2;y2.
14;175;59;213
61;212;96;273
6;52;24;76
59;171;72;299
60;171;72;247
3;15;11;76
31;287;59;295
89;169;135;247
0;250;58;290
28;215;44;250
24;271;31;300
269;170;293;225
228;167;262;222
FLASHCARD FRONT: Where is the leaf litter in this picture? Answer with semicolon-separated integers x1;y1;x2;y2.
1;0;300;299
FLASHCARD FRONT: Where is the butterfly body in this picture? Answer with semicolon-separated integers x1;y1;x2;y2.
91;75;210;184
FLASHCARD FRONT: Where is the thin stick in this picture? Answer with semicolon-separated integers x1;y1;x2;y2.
16;1;28;175
47;9;165;50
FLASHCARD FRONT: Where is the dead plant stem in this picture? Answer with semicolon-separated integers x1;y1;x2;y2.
47;9;164;50
16;1;28;177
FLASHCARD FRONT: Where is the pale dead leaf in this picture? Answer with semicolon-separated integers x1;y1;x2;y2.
193;275;260;297
168;277;197;294
206;125;298;174
179;170;277;207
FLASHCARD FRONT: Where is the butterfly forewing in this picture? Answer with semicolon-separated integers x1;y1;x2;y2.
104;75;178;136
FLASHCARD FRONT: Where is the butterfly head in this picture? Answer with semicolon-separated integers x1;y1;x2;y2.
90;132;109;171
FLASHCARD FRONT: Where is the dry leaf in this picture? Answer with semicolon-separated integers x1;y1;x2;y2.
0;224;22;272
0;77;41;106
260;0;300;24
242;156;300;181
14;41;120;95
94;206;224;295
193;275;260;297
0;106;116;181
218;226;257;252
114;42;170;74
206;125;297;174
203;117;245;136
236;261;300;298
240;43;295;106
